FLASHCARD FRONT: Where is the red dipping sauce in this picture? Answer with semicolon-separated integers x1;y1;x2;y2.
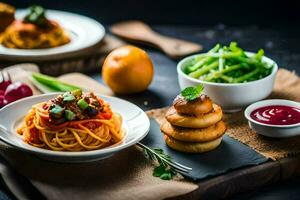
250;105;300;125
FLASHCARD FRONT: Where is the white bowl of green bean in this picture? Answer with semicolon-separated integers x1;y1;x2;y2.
177;42;278;112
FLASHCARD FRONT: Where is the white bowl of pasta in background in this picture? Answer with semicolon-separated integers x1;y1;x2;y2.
0;93;150;163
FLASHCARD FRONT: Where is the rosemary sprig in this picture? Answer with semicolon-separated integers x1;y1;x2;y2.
140;144;176;180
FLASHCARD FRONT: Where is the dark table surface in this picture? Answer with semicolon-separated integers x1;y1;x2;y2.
92;25;300;199
1;25;300;199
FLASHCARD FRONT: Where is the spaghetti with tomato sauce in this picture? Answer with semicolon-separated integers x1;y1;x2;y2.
0;19;70;49
17;91;124;151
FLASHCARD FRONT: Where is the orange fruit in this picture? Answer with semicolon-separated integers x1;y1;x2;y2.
102;45;154;94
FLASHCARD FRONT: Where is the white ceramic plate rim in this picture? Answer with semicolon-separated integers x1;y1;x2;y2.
177;52;278;86
244;99;300;128
0;93;150;157
0;9;105;58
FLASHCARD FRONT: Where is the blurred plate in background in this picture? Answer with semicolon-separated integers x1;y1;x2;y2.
0;9;105;61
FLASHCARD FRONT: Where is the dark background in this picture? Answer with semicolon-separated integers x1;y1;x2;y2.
6;0;300;26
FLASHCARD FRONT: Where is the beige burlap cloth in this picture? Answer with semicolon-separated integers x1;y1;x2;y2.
0;145;197;200
225;69;300;160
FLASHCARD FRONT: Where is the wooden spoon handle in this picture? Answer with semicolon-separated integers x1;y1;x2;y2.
111;21;202;58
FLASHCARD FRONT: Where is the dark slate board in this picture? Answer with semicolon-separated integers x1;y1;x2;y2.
141;119;268;181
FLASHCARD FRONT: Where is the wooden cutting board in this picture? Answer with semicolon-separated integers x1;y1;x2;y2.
3;63;113;95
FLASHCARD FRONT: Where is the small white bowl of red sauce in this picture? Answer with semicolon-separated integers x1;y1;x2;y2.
244;99;300;138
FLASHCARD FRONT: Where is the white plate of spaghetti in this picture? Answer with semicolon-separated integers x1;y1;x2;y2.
0;5;105;61
0;92;150;163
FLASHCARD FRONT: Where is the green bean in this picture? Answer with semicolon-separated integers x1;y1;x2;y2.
186;57;216;73
209;44;221;52
188;60;219;78
185;44;221;73
254;49;264;60
222;51;245;59
220;75;234;83
232;68;261;83
204;64;243;81
32;72;81;91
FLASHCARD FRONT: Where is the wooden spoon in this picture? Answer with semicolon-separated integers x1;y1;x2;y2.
110;21;202;59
